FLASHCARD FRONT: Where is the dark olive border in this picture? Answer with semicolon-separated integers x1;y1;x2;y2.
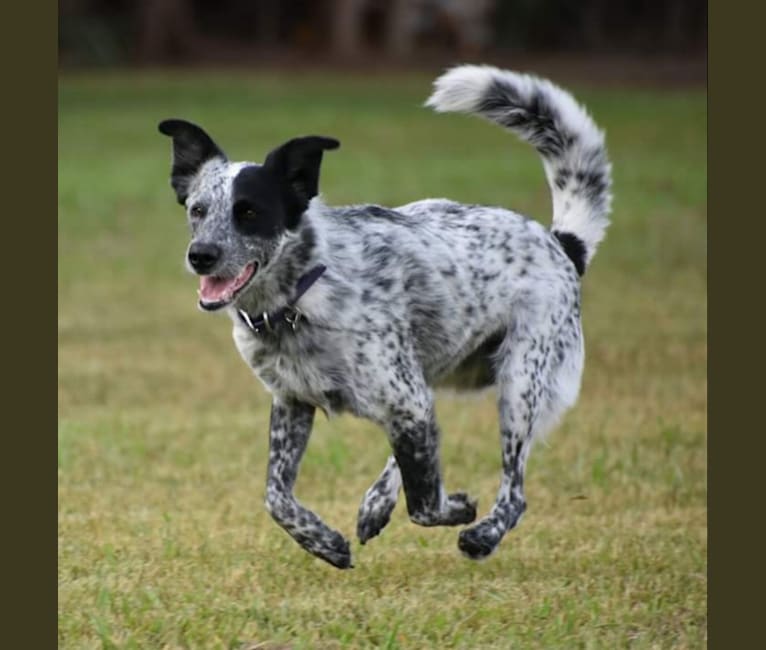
2;1;57;646
708;2;763;647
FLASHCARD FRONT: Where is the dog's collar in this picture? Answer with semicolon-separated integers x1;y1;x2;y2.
237;264;326;335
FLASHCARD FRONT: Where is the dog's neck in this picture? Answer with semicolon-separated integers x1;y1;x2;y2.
233;199;326;316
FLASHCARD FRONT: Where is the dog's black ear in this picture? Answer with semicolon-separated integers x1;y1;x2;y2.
262;136;340;226
158;119;227;205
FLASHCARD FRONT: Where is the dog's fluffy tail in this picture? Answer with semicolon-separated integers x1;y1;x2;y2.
425;65;612;274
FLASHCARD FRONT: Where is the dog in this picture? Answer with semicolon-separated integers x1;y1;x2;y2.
157;65;611;568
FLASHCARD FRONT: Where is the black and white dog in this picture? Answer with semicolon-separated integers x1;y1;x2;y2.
158;65;611;568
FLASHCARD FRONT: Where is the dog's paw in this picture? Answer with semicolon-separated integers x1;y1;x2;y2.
320;544;354;570
457;517;504;560
309;530;354;569
409;492;478;527
443;491;478;525
357;492;398;544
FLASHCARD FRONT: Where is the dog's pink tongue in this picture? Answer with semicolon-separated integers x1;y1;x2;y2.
199;275;238;303
198;263;256;304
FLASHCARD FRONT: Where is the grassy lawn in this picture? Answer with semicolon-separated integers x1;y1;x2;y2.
58;70;706;649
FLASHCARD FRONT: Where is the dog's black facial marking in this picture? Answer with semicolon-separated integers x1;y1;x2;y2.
158;119;227;205
262;136;340;228
231;165;286;238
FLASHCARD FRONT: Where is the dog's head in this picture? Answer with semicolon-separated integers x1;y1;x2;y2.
158;119;339;311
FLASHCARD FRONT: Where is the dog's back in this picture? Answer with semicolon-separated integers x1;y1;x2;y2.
317;197;579;385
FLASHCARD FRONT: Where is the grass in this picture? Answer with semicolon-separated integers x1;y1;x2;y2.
58;70;706;649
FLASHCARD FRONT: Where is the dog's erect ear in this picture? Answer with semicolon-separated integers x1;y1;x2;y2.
158;119;227;205
262;136;340;226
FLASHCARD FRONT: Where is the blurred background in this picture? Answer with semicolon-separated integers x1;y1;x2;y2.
60;0;706;79
59;3;707;648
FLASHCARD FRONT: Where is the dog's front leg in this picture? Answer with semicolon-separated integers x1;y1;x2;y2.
388;405;477;528
265;396;353;569
357;455;401;544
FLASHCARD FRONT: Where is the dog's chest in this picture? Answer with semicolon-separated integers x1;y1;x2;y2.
232;322;352;413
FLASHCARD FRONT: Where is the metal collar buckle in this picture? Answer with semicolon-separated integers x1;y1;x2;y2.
283;307;303;331
238;309;258;332
261;311;273;333
235;263;324;336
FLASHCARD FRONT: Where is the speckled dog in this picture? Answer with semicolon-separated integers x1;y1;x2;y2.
158;65;612;568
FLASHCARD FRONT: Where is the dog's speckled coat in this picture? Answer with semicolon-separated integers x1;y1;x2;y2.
158;65;612;568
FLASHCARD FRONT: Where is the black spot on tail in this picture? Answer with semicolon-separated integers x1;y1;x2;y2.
553;231;587;276
554;167;571;190
479;80;577;159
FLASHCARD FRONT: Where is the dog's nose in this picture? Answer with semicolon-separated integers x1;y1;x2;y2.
188;242;222;274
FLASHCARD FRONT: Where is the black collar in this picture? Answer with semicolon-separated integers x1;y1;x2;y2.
237;264;326;335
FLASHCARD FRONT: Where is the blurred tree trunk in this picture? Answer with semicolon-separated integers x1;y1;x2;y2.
663;0;689;52
385;0;416;57
582;0;607;51
331;0;364;56
138;0;198;62
255;0;280;47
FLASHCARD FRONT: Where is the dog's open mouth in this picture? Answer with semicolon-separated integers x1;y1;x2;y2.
198;262;258;311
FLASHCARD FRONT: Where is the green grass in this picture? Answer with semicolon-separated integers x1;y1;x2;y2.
59;70;706;649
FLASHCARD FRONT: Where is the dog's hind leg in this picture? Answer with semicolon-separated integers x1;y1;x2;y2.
357;455;401;544
265;396;353;568
458;325;574;560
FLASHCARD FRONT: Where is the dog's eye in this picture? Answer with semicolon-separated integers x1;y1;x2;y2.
189;205;206;219
235;203;258;220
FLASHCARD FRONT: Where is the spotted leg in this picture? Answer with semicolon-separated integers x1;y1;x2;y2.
357;455;402;544
458;333;552;559
388;397;477;528
265;396;353;569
